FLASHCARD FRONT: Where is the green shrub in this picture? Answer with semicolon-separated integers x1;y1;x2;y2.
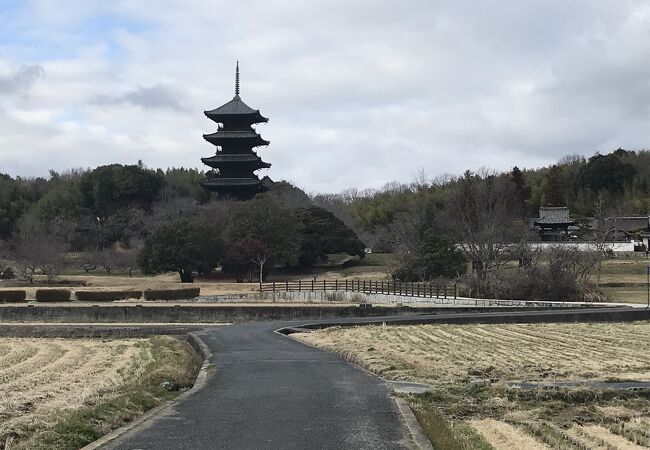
143;287;200;301
0;290;27;302
75;290;143;302
35;289;72;302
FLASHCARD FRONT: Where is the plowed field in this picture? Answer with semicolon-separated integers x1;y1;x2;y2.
0;337;192;449
297;322;650;449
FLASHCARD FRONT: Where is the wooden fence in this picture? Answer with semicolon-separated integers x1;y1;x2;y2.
260;279;457;299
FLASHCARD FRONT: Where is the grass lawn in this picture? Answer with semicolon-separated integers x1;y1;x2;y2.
296;322;650;449
0;336;200;449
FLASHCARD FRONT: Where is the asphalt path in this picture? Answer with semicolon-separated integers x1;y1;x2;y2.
105;307;647;450
105;319;413;450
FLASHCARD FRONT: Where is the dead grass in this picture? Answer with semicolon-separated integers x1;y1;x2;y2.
0;336;199;449
296;322;650;449
296;322;650;384
470;419;551;450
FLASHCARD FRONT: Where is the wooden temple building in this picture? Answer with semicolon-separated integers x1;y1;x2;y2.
200;62;271;200
533;207;577;241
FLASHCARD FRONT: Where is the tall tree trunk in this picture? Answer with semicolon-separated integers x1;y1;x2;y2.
258;261;264;286
178;268;194;283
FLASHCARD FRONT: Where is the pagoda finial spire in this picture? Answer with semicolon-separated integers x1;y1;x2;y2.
235;60;240;97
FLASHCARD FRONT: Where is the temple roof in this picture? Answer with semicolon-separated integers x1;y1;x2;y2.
604;216;650;232
534;207;576;225
204;95;267;118
202;177;263;186
203;130;269;146
201;154;271;168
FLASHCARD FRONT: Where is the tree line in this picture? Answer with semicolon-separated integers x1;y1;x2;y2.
0;163;365;283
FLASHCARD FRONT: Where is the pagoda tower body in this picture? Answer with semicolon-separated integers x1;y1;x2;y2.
200;63;271;200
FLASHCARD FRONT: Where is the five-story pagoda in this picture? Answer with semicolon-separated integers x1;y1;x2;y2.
200;62;271;200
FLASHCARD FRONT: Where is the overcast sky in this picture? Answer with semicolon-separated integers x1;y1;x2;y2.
0;1;649;193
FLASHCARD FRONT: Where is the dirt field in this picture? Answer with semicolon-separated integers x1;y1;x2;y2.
0;336;199;449
296;322;650;449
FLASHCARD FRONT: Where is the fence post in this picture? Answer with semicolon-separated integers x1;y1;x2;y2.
273;281;276;292
454;283;457;299
298;280;301;292
311;279;314;291
285;280;289;291
335;279;338;291
345;279;348;291
381;281;384;294
323;279;326;291
399;282;402;296
435;284;439;298
444;284;447;299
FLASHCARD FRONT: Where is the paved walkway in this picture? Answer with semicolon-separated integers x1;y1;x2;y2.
106;320;413;450
104;307;646;449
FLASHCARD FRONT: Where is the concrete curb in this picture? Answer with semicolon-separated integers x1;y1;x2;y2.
394;397;434;450
80;332;214;450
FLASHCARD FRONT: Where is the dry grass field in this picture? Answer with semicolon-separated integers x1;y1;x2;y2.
599;258;650;304
0;336;199;449
297;322;650;449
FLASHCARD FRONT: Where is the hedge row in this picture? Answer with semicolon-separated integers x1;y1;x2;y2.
35;289;72;302
144;288;201;300
75;290;143;302
0;290;27;303
0;287;201;303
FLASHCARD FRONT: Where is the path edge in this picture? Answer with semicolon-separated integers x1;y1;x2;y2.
81;331;214;450
394;397;435;450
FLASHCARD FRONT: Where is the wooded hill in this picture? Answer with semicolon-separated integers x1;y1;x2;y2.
1;148;648;250
313;148;650;248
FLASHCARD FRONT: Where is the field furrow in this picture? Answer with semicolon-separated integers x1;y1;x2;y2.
470;419;550;450
296;321;650;449
0;338;149;445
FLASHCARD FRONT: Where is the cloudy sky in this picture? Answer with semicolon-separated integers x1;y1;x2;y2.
0;1;649;193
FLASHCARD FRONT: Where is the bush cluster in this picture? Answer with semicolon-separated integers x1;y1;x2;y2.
35;289;72;302
0;290;27;302
75;290;143;302
143;288;200;301
0;266;15;280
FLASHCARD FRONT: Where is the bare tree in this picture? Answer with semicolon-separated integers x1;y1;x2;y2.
443;169;525;296
13;215;67;282
250;244;270;287
113;243;141;277
591;196;615;288
99;248;115;274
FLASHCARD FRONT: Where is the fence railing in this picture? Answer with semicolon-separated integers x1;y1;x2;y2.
260;279;457;299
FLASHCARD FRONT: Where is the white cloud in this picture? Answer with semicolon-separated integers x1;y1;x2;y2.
0;0;648;192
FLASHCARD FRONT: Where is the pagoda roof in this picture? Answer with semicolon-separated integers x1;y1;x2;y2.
201;154;271;168
201;177;265;187
203;130;269;146
204;96;269;123
201;177;269;192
